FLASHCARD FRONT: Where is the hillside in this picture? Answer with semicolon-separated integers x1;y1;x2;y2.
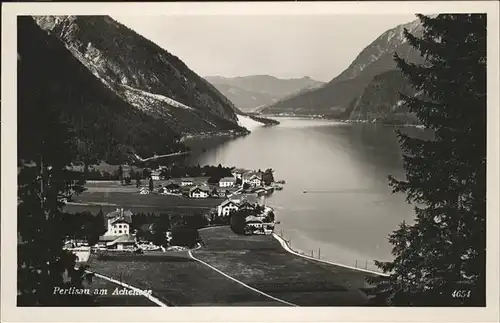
206;75;324;112
259;19;423;119
17;17;184;164
33;15;248;137
348;70;419;124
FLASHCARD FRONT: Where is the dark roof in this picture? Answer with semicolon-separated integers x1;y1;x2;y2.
99;234;136;244
190;185;210;192
219;199;238;208
106;208;132;223
99;235;118;242
108;235;136;245
110;217;131;225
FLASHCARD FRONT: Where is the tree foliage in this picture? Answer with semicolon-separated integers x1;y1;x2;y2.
262;168;275;186
229;209;254;235
17;81;95;305
369;14;486;306
18;17;185;165
170;227;200;248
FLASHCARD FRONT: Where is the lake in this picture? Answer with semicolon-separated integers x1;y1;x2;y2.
185;117;428;272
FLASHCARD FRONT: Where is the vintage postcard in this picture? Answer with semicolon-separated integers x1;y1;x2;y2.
1;1;499;322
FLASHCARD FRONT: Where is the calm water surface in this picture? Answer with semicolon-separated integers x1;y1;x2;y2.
185;118;427;272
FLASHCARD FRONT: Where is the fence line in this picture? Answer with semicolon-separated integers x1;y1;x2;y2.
274;229;385;275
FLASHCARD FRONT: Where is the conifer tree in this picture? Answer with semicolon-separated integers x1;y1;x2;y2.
117;165;124;185
18;99;95;305
88;208;106;246
135;174;141;188
149;177;154;192
369;14;486;306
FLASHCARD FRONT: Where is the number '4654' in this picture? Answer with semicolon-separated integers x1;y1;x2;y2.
452;290;471;298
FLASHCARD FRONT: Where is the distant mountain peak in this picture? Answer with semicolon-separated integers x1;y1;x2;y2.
205;75;325;113
335;18;423;82
260;18;424;118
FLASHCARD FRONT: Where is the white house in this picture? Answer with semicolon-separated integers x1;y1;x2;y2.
217;199;240;217
219;177;236;188
151;170;161;181
250;175;263;187
98;208;137;250
104;208;132;236
245;215;264;234
242;172;263;187
189;186;210;198
164;183;181;194
180;177;194;186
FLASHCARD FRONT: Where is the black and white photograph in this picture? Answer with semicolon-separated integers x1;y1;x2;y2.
1;1;499;322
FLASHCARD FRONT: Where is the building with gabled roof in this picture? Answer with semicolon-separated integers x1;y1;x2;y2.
219;176;237;188
189;185;210;198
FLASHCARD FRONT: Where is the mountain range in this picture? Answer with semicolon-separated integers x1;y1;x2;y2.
20;15;266;164
19;15;425;164
259;19;424;123
205;75;324;112
32;16;251;136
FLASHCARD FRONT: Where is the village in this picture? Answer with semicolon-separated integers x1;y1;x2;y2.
65;166;285;257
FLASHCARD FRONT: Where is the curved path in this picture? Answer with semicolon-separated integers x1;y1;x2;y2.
86;270;167;306
188;248;297;306
193;226;374;306
86;249;286;306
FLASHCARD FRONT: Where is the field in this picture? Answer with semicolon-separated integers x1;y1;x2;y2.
65;190;224;215
193;227;376;306
86;251;285;306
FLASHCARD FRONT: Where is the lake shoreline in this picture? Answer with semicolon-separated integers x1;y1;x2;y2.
258;114;424;128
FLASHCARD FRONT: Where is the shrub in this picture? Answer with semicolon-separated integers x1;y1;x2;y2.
170;227;200;248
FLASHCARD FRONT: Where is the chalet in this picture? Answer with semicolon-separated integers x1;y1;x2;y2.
242;171;263;187
245;215;264;234
151;170;161;181
104;208;132;236
217;199;240;217
219;177;236;188
98;208;137;250
180;177;194;186
164;183;181;194
248;174;263;187
189;185;210;198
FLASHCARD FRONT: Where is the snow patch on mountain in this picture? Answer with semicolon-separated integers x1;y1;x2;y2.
120;84;195;110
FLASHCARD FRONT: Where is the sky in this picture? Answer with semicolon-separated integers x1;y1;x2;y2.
113;14;417;82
